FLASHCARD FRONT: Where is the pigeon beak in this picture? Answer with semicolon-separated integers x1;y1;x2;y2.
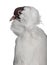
10;15;16;21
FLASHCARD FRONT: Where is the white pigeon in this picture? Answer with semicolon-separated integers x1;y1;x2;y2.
10;6;47;65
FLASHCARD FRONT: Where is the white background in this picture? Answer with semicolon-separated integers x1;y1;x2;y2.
0;0;47;65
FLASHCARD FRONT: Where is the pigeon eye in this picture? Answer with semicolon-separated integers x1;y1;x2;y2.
18;10;21;15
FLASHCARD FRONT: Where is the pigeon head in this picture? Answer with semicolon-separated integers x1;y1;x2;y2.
10;6;40;28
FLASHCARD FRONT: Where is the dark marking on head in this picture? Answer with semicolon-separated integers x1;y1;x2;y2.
14;7;24;19
10;7;24;21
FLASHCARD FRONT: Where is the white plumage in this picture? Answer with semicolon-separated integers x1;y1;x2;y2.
11;6;47;65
